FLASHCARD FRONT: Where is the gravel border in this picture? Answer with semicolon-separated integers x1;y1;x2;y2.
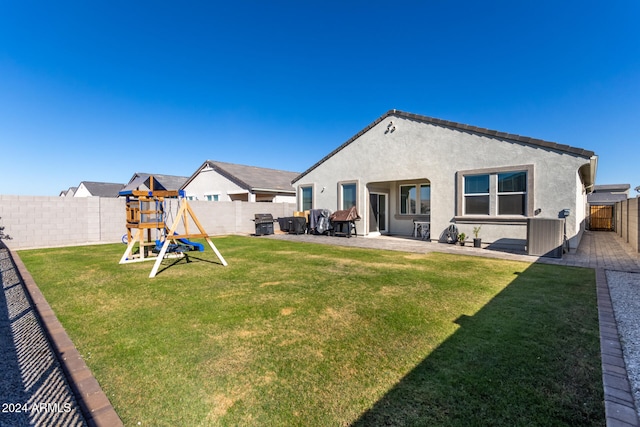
0;247;85;427
607;270;640;419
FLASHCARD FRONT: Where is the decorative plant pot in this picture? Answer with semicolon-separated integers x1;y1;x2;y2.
459;241;466;246
473;238;481;248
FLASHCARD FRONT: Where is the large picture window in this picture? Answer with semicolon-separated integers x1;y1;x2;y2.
457;165;533;218
400;183;431;215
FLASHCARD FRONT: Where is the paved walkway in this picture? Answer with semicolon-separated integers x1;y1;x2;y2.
267;230;640;426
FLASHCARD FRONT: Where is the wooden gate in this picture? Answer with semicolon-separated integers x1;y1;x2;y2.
590;205;614;231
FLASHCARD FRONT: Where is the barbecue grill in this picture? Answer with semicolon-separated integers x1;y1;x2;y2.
253;213;275;236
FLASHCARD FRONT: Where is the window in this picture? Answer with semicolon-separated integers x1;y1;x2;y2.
400;185;416;214
341;183;357;209
205;194;219;202
301;186;313;211
400;183;431;215
420;184;431;215
458;166;532;218
498;171;526;215
464;175;490;215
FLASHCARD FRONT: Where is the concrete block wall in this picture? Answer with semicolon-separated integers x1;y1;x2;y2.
176;200;295;236
616;200;623;235
99;197;128;243
0;195;125;249
629;198;639;253
0;195;295;250
614;198;640;253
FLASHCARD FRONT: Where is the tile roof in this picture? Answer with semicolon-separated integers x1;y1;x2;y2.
80;181;125;197
293;109;596;183
185;161;299;193
123;173;190;192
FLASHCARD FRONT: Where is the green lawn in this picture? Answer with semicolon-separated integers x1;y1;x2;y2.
18;236;603;426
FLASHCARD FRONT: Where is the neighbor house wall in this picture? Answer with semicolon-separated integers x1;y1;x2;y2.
73;183;92;197
182;169;247;201
0;195;294;250
293;114;591;250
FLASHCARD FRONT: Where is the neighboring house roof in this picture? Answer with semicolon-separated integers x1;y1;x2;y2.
122;173;190;193
588;183;630;205
292;109;597;184
78;181;125;197
59;187;77;197
183;160;300;194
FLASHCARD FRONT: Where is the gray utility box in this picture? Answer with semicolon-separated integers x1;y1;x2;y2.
527;218;564;258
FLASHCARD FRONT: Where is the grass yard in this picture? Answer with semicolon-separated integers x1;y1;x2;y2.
19;236;603;426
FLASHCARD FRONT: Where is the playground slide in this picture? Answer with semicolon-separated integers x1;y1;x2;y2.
174;233;204;251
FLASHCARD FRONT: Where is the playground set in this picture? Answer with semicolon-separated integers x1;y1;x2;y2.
118;176;227;278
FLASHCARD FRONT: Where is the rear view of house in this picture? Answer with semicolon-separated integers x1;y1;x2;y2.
293;110;597;251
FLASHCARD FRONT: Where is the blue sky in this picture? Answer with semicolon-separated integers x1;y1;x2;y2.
1;1;638;196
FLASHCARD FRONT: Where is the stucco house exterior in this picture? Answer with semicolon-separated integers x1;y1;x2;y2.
182;160;299;203
292;110;597;251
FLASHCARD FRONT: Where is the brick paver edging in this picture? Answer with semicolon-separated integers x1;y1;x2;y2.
10;249;123;427
597;268;640;427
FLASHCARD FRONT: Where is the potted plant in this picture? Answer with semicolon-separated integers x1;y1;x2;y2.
473;226;482;248
458;232;466;246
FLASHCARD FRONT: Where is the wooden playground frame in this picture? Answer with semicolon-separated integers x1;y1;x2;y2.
119;178;227;278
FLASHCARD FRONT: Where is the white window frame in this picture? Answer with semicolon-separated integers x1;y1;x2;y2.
457;165;534;219
463;175;490;216
338;180;358;210
300;185;313;211
399;183;431;215
497;171;527;215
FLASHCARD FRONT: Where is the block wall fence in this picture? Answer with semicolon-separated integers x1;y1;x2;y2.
614;197;640;253
0;195;295;250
